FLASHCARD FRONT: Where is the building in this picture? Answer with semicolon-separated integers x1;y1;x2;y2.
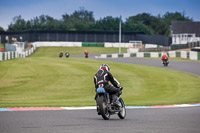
171;21;200;44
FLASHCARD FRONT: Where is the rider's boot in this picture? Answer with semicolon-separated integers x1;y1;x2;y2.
111;95;121;107
97;106;101;115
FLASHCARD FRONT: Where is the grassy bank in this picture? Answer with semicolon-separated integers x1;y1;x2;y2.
0;47;200;107
0;43;4;48
31;47;127;57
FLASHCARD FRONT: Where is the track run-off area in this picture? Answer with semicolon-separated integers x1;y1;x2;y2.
1;54;200;133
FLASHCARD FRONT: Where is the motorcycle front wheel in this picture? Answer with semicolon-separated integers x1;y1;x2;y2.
118;98;126;119
98;95;110;120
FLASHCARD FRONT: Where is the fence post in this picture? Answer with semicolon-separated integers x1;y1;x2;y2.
0;52;2;61
4;52;7;60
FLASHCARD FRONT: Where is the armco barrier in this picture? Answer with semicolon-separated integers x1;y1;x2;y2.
189;51;198;60
144;52;150;57
123;53;130;58
4;52;7;60
168;51;176;58
118;54;123;58
112;54;118;58
1;42;200;61
1;42;67;61
0;44;36;61
198;52;200;60
98;51;200;61
2;53;4;60
181;51;187;59
32;42;82;47
82;42;104;47
8;52;10;60
137;52;144;57
130;53;136;57
0;52;2;61
151;52;159;58
104;43;132;48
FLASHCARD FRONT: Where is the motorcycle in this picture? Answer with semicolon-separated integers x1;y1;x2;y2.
65;52;70;58
95;87;126;120
163;59;169;67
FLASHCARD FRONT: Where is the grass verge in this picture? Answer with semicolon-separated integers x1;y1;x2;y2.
0;47;200;107
31;47;127;57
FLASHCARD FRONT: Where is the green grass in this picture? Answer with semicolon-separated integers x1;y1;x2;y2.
31;47;127;57
0;47;200;107
0;44;4;48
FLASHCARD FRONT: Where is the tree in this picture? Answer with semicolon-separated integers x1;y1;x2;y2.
7;10;193;37
125;14;154;34
163;12;193;36
0;26;4;31
62;8;95;30
124;21;153;34
8;15;26;31
94;16;121;31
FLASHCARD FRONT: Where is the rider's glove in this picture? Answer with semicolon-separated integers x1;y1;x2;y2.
117;84;123;90
120;86;123;90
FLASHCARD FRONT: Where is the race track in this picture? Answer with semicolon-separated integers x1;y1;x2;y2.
0;55;200;133
1;107;200;133
94;56;200;77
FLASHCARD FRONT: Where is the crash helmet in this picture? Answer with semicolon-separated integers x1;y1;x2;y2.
100;64;110;72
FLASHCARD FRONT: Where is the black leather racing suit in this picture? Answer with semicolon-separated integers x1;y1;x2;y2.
94;68;121;102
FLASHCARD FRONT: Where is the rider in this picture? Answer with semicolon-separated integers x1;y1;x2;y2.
161;51;169;63
84;49;88;58
65;51;70;58
59;51;63;58
94;64;123;105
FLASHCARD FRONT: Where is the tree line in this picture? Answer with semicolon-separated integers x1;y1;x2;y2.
2;8;192;36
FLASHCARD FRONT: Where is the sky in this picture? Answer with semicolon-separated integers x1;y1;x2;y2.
0;0;200;30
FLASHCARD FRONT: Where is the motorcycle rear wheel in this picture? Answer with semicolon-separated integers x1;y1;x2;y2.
98;95;110;120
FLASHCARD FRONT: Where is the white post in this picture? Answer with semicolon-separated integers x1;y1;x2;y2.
119;15;122;54
0;36;1;51
0;52;2;61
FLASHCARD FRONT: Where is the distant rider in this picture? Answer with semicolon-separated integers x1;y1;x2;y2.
161;52;169;64
94;64;123;105
65;51;70;58
59;51;63;58
84;49;88;58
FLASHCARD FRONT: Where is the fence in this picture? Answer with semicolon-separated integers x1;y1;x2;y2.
0;30;171;46
188;41;200;48
32;42;139;48
0;45;36;61
139;47;171;52
171;41;200;50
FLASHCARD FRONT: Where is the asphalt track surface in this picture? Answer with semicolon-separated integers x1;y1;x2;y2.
93;56;200;77
1;55;200;133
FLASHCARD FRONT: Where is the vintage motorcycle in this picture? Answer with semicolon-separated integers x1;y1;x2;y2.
163;59;169;67
95;87;126;120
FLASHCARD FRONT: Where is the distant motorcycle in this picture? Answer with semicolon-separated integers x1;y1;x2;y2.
84;50;88;58
163;59;169;67
65;52;70;58
59;52;63;58
95;87;126;120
